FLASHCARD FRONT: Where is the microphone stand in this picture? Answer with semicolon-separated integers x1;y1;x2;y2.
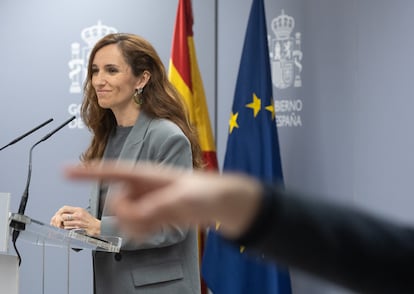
9;116;76;265
9;142;36;266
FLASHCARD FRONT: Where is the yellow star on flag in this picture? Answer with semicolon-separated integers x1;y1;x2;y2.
245;93;261;117
229;112;239;134
215;221;221;230
265;100;276;120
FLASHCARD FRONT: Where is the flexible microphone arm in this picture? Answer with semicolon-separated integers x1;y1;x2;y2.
16;142;42;215
0;118;53;151
10;116;76;255
17;115;76;216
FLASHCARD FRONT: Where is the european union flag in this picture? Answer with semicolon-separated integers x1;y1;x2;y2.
201;0;292;293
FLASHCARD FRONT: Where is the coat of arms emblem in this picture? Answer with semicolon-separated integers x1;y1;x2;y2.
269;10;303;89
68;21;117;94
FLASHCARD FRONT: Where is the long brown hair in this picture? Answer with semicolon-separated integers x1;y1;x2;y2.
80;33;203;168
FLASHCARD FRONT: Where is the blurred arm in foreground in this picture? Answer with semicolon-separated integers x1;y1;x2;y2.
64;161;414;294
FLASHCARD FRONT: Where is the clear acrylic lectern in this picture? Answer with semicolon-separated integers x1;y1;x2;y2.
8;212;122;294
10;213;121;252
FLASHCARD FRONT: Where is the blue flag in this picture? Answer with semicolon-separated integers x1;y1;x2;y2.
201;0;292;293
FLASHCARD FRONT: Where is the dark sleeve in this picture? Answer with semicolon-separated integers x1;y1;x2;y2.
232;183;414;294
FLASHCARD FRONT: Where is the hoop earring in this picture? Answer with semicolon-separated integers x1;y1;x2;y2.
133;88;143;105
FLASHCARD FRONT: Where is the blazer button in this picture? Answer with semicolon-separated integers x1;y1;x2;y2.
114;253;122;261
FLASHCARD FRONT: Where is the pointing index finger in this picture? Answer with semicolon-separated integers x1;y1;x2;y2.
63;160;183;186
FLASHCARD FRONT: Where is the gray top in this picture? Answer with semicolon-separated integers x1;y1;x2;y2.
98;126;132;218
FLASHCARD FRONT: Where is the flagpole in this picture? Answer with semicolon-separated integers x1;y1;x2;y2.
213;0;218;149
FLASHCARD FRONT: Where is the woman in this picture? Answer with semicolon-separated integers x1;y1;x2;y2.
50;33;203;294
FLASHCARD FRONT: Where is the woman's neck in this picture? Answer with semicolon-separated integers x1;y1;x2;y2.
113;107;140;127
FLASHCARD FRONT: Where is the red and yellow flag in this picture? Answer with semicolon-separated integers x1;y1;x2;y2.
169;1;218;293
169;0;218;171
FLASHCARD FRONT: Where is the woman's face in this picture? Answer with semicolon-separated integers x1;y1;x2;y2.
91;44;141;113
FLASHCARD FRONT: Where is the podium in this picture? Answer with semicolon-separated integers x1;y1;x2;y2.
0;192;18;294
9;213;121;253
2;195;122;294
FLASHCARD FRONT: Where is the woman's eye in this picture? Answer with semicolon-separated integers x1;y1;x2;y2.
108;67;118;74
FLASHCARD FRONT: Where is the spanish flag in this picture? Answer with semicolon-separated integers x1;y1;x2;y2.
169;0;218;171
169;1;218;293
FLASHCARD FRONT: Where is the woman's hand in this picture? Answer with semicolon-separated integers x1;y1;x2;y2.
50;205;101;236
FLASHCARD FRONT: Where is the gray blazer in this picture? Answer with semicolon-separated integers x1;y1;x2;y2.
90;112;201;294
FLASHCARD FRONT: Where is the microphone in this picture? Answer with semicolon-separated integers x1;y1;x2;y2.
17;115;76;216
10;116;76;258
0;118;54;151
